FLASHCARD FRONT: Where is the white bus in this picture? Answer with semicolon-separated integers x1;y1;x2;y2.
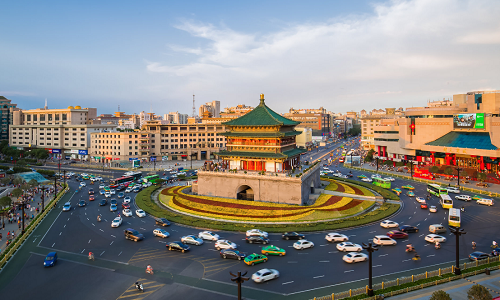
440;194;453;209
448;208;461;227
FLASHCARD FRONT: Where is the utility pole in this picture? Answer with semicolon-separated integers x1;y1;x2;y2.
455;167;462;187
54;175;58;201
21;195;26;234
230;271;249;300
450;227;466;275
41;187;46;213
63;170;67;187
362;242;378;296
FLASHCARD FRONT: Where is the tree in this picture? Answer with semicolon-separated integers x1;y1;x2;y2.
444;167;453;175
21;183;30;191
1;177;10;185
430;290;452;300
477;172;487;181
28;179;38;188
467;284;491;300
348;127;361;136
155;179;166;185
364;149;375;162
11;188;23;199
0;196;12;209
430;166;440;173
12;177;23;186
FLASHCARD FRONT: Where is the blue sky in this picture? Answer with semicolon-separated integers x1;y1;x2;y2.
1;0;500;116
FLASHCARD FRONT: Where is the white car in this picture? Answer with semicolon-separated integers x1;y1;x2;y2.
96;176;103;181
455;195;471;201
371;174;381;178
338;174;348;179
343;252;368;263
81;173;88;177
62;202;71;211
215;240;237;250
380;220;399;228
252;268;279;283
361;178;372;182
429;206;437;213
110;189;116;195
337;242;362;252
325;233;349;242
122;209;132;217
99;184;105;189
425;234;446;243
446;187;460;194
79;182;86;187
136;209;146;218
373;235;397;246
123;196;131;204
181;235;204;245
105;192;111;198
385;177;396;181
246;229;269;238
198;231;220;241
111;217;123;228
293;240;314;250
416;197;426;203
153;228;170;238
125;187;133;193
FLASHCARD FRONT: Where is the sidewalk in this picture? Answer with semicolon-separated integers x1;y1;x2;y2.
389;270;500;300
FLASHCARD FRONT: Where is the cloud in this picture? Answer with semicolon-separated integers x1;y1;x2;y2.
145;0;500;113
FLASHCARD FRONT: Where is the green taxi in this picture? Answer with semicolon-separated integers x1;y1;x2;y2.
407;191;415;197
104;186;111;192
261;245;286;256
392;188;402;195
244;253;268;266
472;195;483;201
402;185;415;190
357;174;367;179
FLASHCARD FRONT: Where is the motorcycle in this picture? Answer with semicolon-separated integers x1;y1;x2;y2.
405;246;415;253
97;215;101;222
435;243;441;250
136;283;144;292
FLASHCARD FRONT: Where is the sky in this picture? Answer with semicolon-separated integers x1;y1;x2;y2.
1;0;500;116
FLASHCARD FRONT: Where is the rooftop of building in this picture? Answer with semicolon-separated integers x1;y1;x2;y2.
425;132;498;151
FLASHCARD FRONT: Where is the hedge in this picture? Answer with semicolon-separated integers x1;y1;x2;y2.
322;176;400;201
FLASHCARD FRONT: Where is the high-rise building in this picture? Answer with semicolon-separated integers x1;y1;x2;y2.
0;96;17;141
165;112;188;124
283;107;331;137
199;101;220;118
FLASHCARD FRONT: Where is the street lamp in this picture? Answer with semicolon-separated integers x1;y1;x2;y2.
455;167;463;187
362;242;379;296
350;152;353;168
450;226;466;275
41;186;46;213
19;195;28;234
230;271;249;300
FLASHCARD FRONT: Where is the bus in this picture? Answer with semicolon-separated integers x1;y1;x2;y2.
448;208;461;227
372;177;391;189
125;171;142;181
427;184;448;197
440;194;453;209
110;176;135;187
143;174;160;184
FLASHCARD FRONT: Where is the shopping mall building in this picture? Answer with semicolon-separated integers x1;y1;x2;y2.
373;90;500;176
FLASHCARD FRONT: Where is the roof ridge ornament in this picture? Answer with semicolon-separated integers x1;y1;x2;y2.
260;93;265;105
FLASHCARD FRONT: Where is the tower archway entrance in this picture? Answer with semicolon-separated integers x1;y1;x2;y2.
236;185;254;201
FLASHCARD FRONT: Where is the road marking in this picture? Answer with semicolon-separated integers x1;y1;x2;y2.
67;218;70;221
99;229;104;232
427;254;435;257
59;232;62;236
282;281;294;285
85;212;87;215
443;217;446;220
402;259;411;262
373;265;382;268
141;220;146;223
92;223;95;226
297;253;309;254
159;241;167;244
349;235;356;237
208;249;218;251
100;251;105;256
428;213;430;215
419;234;425;237
403;239;409;243
319;260;330;263
88;239;91;244
87;218;89;221
127;222;131;225
118;251;122;256
408;217;411;219
424;244;430;246
328;251;339;253
344;270;354;273
379;254;388;257
63;224;66;228
369;231;376;233
414;211;416;214
424;218;427;221
33;238;37;243
81;249;85;253
52;243;55;247
320;244;328;247
110;241;114;245
111;235;116;238
288;246;293;248
313;275;325;278
171;229;177;232
416;223;420;226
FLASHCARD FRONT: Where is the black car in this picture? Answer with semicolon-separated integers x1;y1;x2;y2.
282;232;305;240
99;199;107;206
167;241;190;253
78;200;86;207
220;249;246;260
124;228;144;242
155;218;171;226
110;199;117;205
469;251;490;261
117;185;126;191
399;225;419;233
246;236;269;244
88;188;94;195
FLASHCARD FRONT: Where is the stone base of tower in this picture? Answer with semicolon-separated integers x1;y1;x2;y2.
193;164;320;205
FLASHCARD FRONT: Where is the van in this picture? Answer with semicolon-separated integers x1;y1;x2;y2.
429;224;446;234
124;228;144;242
477;198;494;206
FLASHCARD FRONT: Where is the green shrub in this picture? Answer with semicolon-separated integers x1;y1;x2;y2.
444;167;453;175
467;284;491;300
430;166;439;173
430;290;452;300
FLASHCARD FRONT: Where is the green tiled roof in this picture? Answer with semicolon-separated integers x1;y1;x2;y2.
219;131;302;138
223;99;300;126
425;132;498;150
216;148;305;159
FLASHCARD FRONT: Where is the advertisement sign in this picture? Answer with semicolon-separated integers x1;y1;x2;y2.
70;150;79;154
453;113;485;129
51;149;61;154
78;150;88;155
132;160;140;168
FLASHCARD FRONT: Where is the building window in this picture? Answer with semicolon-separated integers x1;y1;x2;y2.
27;115;31;121
40;114;45;121
55;114;60;121
33;115;37;121
48;114;52;121
62;114;67;121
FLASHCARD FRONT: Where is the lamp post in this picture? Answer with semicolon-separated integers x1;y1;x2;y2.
54;175;58;201
362;242;378;296
455;167;463;187
20;194;28;234
230;271;249;300
450;226;466;275
63;170;66;187
41;187;46;213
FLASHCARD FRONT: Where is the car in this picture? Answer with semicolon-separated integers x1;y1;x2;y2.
385;177;395;181
357;175;367;179
99;184;105;189
337;242;363;252
110;189;116;195
155;218;171;226
80;182;86;187
104;186;110;191
477;198;494;206
124;228;144;241
44;252;58;267
446;187;460;194
373;235;397;246
133;187;141;193
246;236;270;244
181;235;204;245
99;199;107;206
122;203;130;209
343;252;368;263
153;228;170;238
491;249;500;256
371;174;382;178
78;200;86;207
402;185;415;190
198;231;220;241
88;188;94;195
110;204;117;212
386;230;408;239
136;209;146;217
380;220;399;228
361;178;372;182
167;241;190;253
472;195;483;201
325;232;349;242
420;202;428;209
220;249;246;260
425;234;447;243
261;245;286;256
407;191;415;197
469;251;490;261
244;253;268;266
416;197;426;203
117;185;125;191
455;195;471;201
99;190;105;195
125;187;133;193
122;209;132;216
293;240;314;250
215;240;237;250
252;268;279;283
429;206;437;213
123;196;131;203
392;188;402;195
117;192;125;198
282;232;305;240
111;217;123;228
105;192;111;198
62;202;71;211
246;229;268;238
110;199;117;205
89;194;95;201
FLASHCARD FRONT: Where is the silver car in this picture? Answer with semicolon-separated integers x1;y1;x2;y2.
181;235;204;246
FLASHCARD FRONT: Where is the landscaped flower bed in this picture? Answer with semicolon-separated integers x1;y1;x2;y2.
324;178;375;196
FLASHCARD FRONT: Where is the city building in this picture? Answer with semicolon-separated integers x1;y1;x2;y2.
10;105;115;160
0;96;17;141
220;104;254;118
194;94;320;205
361;108;404;150
373;91;500;178
283;107;331;137
199;101;220;118
295;127;313;148
164;112;188;124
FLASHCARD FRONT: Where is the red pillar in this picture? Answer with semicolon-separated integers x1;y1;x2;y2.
480;156;485;171
431;153;435;165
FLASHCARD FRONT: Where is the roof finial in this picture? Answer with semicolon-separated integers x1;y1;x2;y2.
260;93;265;105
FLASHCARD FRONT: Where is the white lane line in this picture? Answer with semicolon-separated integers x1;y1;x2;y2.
104;219;108;222
111;235;116;238
424;244;430;246
328;251;339;253
297;253;309;255
313;275;325;279
68;218;70;221
379;254;388;257
171;229;178;232
402;259;411;262
110;241;114;246
87;218;89;221
349;235;356;237
127;222;131;225
59;232;62;236
424;218;427;221
33;238;37;243
319;261;330;263
140;227;146;230
64;224;66;228
92;223;95;226
408;217;411;219
373;265;382;268
52;243;55;247
320;244;328;247
208;249;218;251
100;251;105;256
369;231;376;233
419;234;425;237
159;241;167;244
85;212;87;216
118;251;122;256
443;217;446;220
414;211;416;214
428;213;430;215
416;223;420;226
141;220;146;223
427;254;435;257
88;239;91;244
288;246;293;248
282;281;294;285
99;229;104;232
81;249;85;253
344;270;354;273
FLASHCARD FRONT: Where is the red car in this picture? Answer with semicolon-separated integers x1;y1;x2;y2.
89;195;95;201
386;230;408;239
122;203;130;209
420;203;428;209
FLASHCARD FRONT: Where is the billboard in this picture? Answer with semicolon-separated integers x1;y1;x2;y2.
132;160;140;168
453;113;485;129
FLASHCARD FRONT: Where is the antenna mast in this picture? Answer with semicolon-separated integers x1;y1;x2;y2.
192;94;196;117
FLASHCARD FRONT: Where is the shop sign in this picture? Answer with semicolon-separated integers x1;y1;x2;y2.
78;150;88;155
52;149;61;154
